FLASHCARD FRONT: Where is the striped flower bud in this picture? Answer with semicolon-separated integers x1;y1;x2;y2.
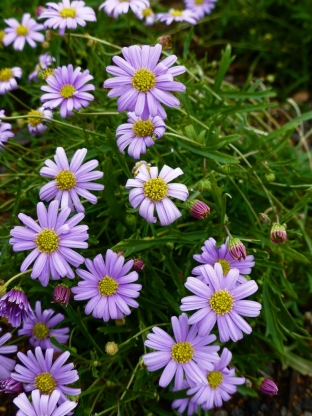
187;200;210;219
259;378;278;395
228;237;247;261
270;223;287;244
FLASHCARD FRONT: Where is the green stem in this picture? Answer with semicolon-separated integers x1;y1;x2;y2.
118;322;170;349
4;269;32;288
120;359;141;401
7;92;31;110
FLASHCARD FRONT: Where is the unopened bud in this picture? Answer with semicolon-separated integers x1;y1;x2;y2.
187;200;210;219
115;318;126;327
125;214;137;227
158;35;172;50
0;378;23;394
52;284;71;306
259;378;278;395
265;172;275;182
133;258;145;272
228;236;247;261
198;179;211;192
35;6;46;17
41;41;50;49
105;342;118;355
270;223;287;244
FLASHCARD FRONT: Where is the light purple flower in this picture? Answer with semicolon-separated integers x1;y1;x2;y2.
29;53;56;82
143;313;220;390
192;237;255;284
39;147;104;212
157;9;198;25
125;163;189;226
0;288;34;328
3;13;44;50
0;110;14;149
104;44;186;119
116;111;166;159
172;380;199;416
9;200;89;287
41;64;95;118
0;67;22;95
184;0;217;19
0;332;18;380
181;263;262;342
11;347;81;404
27;107;52;135
14;389;77;416
71;249;142;321
40;0;96;36
260;378;278;395
187;348;245;410
99;0;150;18
18;301;69;352
135;6;156;25
0;377;23;393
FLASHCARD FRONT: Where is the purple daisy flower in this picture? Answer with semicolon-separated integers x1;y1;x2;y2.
40;0;96;36
125;163;189;226
18;301;69;352
99;0;150;18
11;347;81;404
143;313;220;390
0;332;18;380
41;64;95;118
0;288;34;328
187;348;245;410
29;53;56;82
0;66;22;95
116;111;166;159
134;6;156;25
71;249;142;321
184;0;217;19
104;44;186;119
9;200;89;287
157;9;198;25
14;389;77;416
3;13;44;50
27;107;53;136
192;237;255;284
0;110;14;149
39;147;104;212
181;263;262;342
172;380;199;416
0;377;23;393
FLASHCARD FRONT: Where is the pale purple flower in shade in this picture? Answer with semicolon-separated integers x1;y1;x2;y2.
135;6;156;25
104;44;186;119
157;9;198;25
11;347;81;404
187;348;245;410
184;0;217;19
41;64;95;118
116;111;166;159
99;0;150;18
192;237;255;284
29;53;56;82
0;67;22;94
52;284;71;306
14;389;77;416
181;263;262;342
9;200;89;287
39;147;104;212
27;107;53;135
0;288;34;328
172;380;199;416
0;110;14;149
0;332;18;380
142;313;220;390
71;249;142;321
3;13;44;50
18;301;69;352
36;6;47;17
0;377;23;393
125;163;189;226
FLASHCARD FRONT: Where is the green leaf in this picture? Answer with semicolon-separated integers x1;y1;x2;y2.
237;385;258;398
281;348;312;376
281;190;312;222
214;45;235;92
105;127;132;178
103;157;124;221
281;246;310;264
266;111;312;141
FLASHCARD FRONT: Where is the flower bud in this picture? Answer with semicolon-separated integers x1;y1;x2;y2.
0;30;5;46
228;237;247;261
259;378;278;395
198;179;211;192
35;6;46;16
105;342;118;355
115;318;126;327
270;223;287;244
265;172;275;182
0;378;23;393
125;214;137;227
52;284;71;307
158;35;172;50
187;200;210;219
133;258;145;272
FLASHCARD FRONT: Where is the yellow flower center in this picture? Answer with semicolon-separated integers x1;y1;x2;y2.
98;276;119;296
34;372;56;395
55;170;76;190
143;177;168;202
216;259;231;275
41;68;55;80
0;68;13;82
27;110;43;127
209;290;234;315
59;7;76;18
0;30;5;43
170;9;183;17
132;68;156;92
207;371;223;389
16;25;29;36
132;119;154;137
171;342;194;363
35;229;60;254
142;8;152;17
195;0;204;4
60;84;75;98
33;322;50;339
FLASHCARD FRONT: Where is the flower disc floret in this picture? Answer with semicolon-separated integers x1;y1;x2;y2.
27;110;43;127
170;9;183;16
55;170;76;190
35;372;56;395
35;229;60;253
133;119;154;137
16;25;29;36
207;371;223;389
59;7;77;17
41;68;55;80
216;259;231;275
171;342;194;363
143;177;168;201
98;276;119;296
209;290;234;315
0;69;13;82
143;8;152;17
32;322;50;339
132;68;156;92
60;84;75;98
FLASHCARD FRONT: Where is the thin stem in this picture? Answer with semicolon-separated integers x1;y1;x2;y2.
7;92;31;110
4;269;32;287
118;322;169;349
224;225;231;237
120;359;141;401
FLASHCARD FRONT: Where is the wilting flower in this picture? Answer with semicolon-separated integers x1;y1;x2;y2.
172;380;199;416
11;347;81;404
143;313;220;390
72;249;142;321
192;237;255;284
259;378;278;395
29;53;56;82
116;111;166;159
52;284;71;306
184;0;217;19
135;6;156;25
0;377;23;393
187;348;245;410
270;223;287;244
181;263;262;341
157;9;198;25
132;258;145;272
0;287;34;327
158;35;172;50
126;163;189;226
228;236;247;261
3;13;44;50
41;64;95;118
0;66;22;94
104;44;186;119
99;0;150;18
18;301;69;352
27;107;52;135
0;110;14;149
9;200;89;287
14;389;77;416
40;0;96;36
105;341;118;355
187;200;210;219
39;147;104;212
0;332;18;380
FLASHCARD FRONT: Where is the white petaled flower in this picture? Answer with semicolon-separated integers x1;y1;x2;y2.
184;0;217;19
157;9;198;25
27;107;53;136
99;0;150;19
0;67;22;95
135;6;156;25
3;13;44;50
